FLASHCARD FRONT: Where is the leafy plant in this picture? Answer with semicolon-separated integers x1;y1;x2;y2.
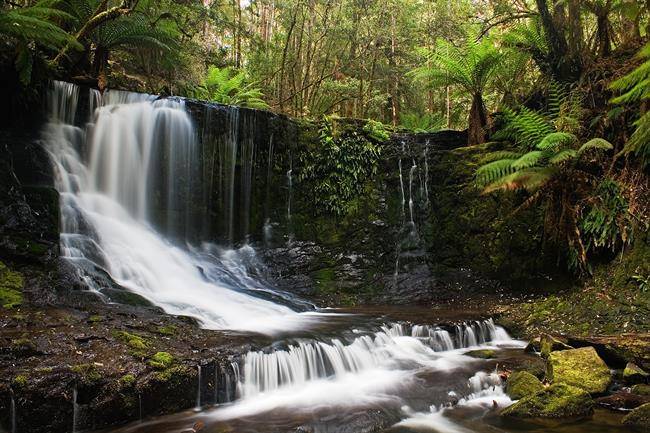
610;43;650;167
199;66;268;109
476;107;614;273
0;0;79;84
411;36;505;145
298;119;384;216
399;112;444;132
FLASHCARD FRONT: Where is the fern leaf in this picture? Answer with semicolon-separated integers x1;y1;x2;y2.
512;150;544;169
577;138;613;154
549;149;577;164
537;132;576;150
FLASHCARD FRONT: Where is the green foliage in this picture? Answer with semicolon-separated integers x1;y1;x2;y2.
299;119;384;216
148;351;174;369
0;0;79;84
0;261;24;309
412;36;504;97
580;179;634;252
610;43;650;167
113;330;148;350
399;112;444;132
198;66;268;109
476;106;616;273
93;14;174;52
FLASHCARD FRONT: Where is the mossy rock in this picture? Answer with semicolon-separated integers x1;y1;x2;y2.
632;384;650;396
547;347;612;394
464;349;496;359
501;383;593;419
622;402;650;431
506;371;545;400
0;261;24;308
624;362;649;385
525;334;572;357
148;352;175;370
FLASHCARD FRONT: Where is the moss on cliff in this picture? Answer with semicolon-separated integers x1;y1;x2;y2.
0;261;24;308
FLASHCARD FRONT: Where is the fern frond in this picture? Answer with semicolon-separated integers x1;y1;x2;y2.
512;150;544;169
577;138;613;154
618;111;650;166
549;149;577;164
483;167;555;193
537;132;577;150
475;158;517;186
479;151;524;164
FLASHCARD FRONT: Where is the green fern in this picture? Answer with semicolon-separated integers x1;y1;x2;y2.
200;66;269;109
0;1;80;84
610;43;650;166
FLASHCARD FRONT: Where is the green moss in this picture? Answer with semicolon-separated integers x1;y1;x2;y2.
464;349;496;359
71;364;102;383
12;375;28;388
0;261;24;309
113;330;149;350
501;383;594;418
11;338;36;352
506;371;545;400
88;315;103;323
118;374;136;387
622;402;650;430
148;352;174;369
631;384;650;396
546;347;612;394
623;362;649;384
156;325;177;336
154;365;191;383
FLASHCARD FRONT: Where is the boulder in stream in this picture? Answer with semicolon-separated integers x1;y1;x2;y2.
624;362;649;385
546;347;612;394
622;402;650;431
501;383;593;419
506;371;544;400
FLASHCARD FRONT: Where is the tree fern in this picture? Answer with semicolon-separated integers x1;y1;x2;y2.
610;43;650;166
201;66;269;109
0;1;80;84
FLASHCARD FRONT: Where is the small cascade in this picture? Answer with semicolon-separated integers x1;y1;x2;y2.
239;319;512;397
408;159;417;229
72;386;78;433
286;165;293;221
240;114;257;242
232;362;241;400
196;365;202;410
263;134;274;245
398;142;406;215
423;139;430;204
10;393;16;433
214;365;219;405
219;107;239;245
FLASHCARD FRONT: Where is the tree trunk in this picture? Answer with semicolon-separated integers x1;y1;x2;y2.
468;93;487;145
596;13;612;57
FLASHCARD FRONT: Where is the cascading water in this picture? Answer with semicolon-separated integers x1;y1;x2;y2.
46;81;318;334
44;81;531;433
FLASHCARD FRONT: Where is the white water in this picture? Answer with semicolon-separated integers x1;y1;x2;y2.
210;319;523;421
46;81;321;334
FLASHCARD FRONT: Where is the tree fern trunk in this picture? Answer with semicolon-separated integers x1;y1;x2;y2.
468;92;487;145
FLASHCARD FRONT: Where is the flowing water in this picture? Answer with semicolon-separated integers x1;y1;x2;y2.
44;82;625;433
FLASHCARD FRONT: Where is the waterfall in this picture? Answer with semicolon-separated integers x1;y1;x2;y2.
263;134;274;245
196;365;202;409
138;393;142;422
72;386;78;433
10;394;16;433
214;366;219;405
46;81;318;334
408;159;417;227
239;319;511;397
423;139;430;204
398;142;406;215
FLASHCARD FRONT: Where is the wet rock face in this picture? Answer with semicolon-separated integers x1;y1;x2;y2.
0;132;59;264
501;383;594;419
622;402;650;431
546;347;612;395
624;362;649;385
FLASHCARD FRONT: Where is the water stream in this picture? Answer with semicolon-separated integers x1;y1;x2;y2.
42;82;621;433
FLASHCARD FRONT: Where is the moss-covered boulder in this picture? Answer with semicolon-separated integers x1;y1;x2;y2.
0;261;24;308
624;362;649;385
632;384;650;396
547;347;612;394
464;349;496;359
506;371;545;400
501;383;593;419
622;402;650;431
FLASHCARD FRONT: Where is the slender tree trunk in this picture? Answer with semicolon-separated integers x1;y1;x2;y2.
468;93;487;145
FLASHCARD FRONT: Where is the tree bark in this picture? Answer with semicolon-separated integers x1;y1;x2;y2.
468;93;487;145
